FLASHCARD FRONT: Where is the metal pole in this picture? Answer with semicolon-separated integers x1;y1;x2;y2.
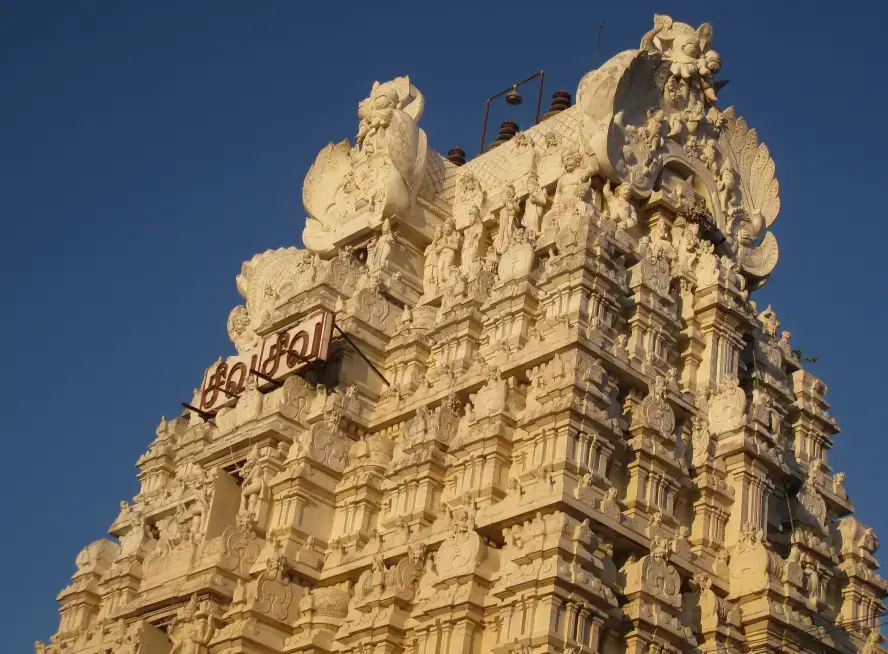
181;402;215;421
535;70;545;124
249;368;284;388
479;70;545;154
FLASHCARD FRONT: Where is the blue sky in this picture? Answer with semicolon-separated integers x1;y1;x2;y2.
3;1;886;649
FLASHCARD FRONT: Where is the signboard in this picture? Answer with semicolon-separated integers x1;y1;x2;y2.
199;311;334;412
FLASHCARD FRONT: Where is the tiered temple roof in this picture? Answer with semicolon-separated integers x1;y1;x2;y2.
39;14;886;654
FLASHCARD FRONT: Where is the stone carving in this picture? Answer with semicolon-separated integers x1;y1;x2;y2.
522;173;548;237
690;415;711;469
796;468;828;533
433;504;483;579
423;226;442;293
254;539;294;620
454;171;486;230
169;595;217;654
707;375;747;434
436;218;462;284
367;218;398;272
303;77;427;252
227;305;260;354
239;445;268;521
303;410;349;473
494;184;521;253
541;149;592;234
693;573;742;630
461;206;486;278
721;108;781;280
639;375;676;437
44;16;883;654
602;180;638;230
600;487;622;520
631;534;682;607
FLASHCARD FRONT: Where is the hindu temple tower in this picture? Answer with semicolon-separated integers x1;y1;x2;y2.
38;14;887;654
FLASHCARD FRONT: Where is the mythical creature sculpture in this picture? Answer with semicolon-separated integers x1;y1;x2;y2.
303;77;428;252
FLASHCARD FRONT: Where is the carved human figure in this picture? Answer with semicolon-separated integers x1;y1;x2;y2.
356;84;399;152
326;170;359;219
541;150;591;232
602;180;638;230
758;304;780;338
642;108;666;152
495;184;520;252
454;172;485;229
237;374;263;424
649;219;673;258
521;173;548;238
239;445;266;521
690;415;711;469
460;206;485;278
833;472;847;498
804;557;826;608
423;227;442;293
700;137;717;173
677;221;700;272
778;330;792;358
367;218;396;272
227;306;259;354
119;509;153;557
169;595;216;654
717;160;735;212
436;219;461;282
671;526;692;558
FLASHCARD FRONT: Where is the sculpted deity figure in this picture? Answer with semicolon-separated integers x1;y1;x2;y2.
757;304;780;338
542;149;592;233
119;509;154;557
236;374;263;424
690;415;711;469
494;184;521;252
778;330;792;358
227;306;259;354
423;227;442;293
303;77;426;251
677;221;700;272
602;180;638;230
239;445;266;521
522;173;548;238
325;170;359;219
169;595;217;654
642;108;666;152
717;160;735;212
367;218;397;272
356;84;399;152
454;171;485;230
641;16;722;103
833;472;847;498
460;206;485;278
700;137;717;173
649;219;674;258
436;219;461;282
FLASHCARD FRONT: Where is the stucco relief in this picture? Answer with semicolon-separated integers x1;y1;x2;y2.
42;13;886;654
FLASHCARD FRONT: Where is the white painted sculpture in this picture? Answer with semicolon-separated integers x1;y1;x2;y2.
42;14;885;654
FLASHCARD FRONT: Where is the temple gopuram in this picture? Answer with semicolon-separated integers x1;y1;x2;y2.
38;14;887;654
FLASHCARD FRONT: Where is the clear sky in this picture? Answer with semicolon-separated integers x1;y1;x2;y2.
3;0;886;650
